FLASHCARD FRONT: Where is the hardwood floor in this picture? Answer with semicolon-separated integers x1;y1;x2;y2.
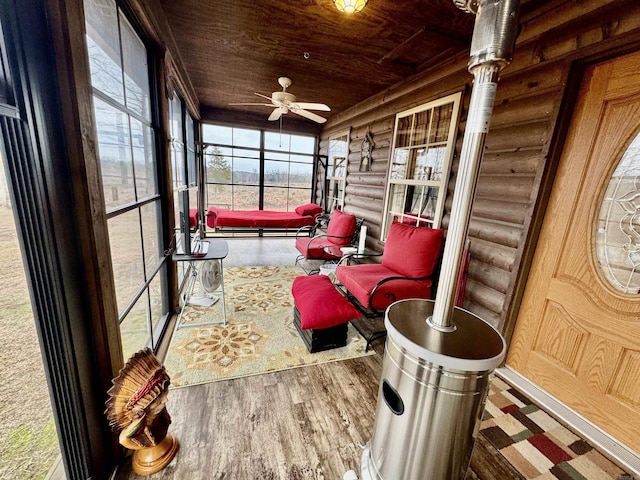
120;238;522;480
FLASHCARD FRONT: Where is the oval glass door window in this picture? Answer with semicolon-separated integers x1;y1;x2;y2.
595;131;640;294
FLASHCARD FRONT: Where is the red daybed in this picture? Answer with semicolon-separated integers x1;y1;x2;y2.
206;203;323;231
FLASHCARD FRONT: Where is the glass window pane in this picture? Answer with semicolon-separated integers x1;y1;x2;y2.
120;290;150;361
108;209;144;315
131;119;156;200
265;132;290;151
430;103;453;143
232;185;259;210
332;156;347;178
290;153;314;163
202;124;232;144
396;116;412;148
391;149;408;179
0;202;60;478
141;200;162;276
596;131;640;294
288;188;311;209
290;162;313;187
206;150;231;185
232;128;260;148
186;116;196;187
425;146;447;181
171;140;185;188
84;0;124;103
290;134;315;153
149;266;168;348
412;110;430;146
263;186;289;210
207;184;232;210
388;183;408;216
264;151;289;161
170;95;183;144
264;160;289;187
93;97;136;211
120;13;150;120
232;158;259;185
233;148;260;159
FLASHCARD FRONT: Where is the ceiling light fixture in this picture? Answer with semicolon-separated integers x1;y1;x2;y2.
333;0;368;14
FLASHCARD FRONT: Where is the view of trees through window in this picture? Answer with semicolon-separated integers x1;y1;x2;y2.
202;125;316;213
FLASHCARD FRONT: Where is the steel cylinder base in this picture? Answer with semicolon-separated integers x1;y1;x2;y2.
360;444;379;480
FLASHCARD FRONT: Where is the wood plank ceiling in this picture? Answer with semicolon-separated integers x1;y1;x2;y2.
158;0;543;131
158;0;474;130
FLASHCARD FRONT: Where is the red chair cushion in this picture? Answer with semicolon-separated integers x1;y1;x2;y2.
326;209;357;246
382;222;444;278
295;236;342;260
336;263;433;312
295;203;323;216
291;275;361;329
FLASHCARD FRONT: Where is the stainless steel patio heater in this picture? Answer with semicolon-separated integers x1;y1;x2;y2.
345;1;520;479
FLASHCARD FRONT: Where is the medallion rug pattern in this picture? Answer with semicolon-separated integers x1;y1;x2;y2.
481;377;632;480
164;265;374;387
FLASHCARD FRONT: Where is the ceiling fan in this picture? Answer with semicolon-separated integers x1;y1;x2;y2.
230;77;331;124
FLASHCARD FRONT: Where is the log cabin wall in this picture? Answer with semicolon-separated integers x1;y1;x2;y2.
320;0;640;332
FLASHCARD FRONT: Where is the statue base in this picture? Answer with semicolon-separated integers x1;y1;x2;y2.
131;433;179;476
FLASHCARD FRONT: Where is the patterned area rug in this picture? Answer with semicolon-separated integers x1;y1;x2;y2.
164;265;374;388
481;377;631;480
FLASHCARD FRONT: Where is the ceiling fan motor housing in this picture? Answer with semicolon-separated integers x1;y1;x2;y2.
272;91;296;104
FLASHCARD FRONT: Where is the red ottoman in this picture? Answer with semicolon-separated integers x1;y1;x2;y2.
292;275;361;353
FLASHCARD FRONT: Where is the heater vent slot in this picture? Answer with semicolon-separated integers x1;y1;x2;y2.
382;380;404;416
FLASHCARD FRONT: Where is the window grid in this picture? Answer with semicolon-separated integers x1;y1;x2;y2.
202;125;316;215
381;92;462;240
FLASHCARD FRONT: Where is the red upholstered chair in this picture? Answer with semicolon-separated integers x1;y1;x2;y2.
295;209;360;272
336;221;444;315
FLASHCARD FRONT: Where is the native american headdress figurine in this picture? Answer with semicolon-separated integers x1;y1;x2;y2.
105;348;179;475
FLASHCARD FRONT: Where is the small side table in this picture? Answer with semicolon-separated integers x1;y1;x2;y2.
172;240;229;329
322;245;382;266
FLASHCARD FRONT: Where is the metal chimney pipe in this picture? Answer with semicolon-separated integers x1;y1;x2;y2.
429;0;520;330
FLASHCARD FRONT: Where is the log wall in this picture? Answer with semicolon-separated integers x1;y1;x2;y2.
319;0;640;332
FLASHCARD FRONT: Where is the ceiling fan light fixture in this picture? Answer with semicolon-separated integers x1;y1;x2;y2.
333;0;368;14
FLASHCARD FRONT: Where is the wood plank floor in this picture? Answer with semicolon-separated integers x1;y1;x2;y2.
117;238;522;480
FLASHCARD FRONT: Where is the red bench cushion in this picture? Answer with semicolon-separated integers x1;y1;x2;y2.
382;222;444;278
336;263;433;312
292;275;360;330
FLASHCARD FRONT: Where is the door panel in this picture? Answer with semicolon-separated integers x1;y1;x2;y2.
507;51;640;453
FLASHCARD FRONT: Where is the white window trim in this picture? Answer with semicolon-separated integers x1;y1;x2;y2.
380;92;462;241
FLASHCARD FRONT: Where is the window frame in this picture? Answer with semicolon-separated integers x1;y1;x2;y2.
325;128;350;211
202;124;317;219
380;92;462;241
85;0;170;359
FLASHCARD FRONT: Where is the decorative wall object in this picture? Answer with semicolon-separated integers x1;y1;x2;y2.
105;348;179;475
360;129;375;172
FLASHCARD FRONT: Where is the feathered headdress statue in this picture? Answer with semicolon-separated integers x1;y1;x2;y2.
105;348;171;431
105;348;178;475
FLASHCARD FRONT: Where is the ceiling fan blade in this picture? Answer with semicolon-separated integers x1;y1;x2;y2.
268;108;283;121
290;108;326;124
254;92;274;102
291;102;331;112
229;102;273;106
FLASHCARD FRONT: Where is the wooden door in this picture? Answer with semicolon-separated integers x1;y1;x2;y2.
506;51;640;453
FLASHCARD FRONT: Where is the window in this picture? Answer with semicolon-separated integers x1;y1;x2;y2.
202;125;316;216
381;93;461;240
326;129;350;211
85;0;168;360
596;129;640;294
169;92;198;284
